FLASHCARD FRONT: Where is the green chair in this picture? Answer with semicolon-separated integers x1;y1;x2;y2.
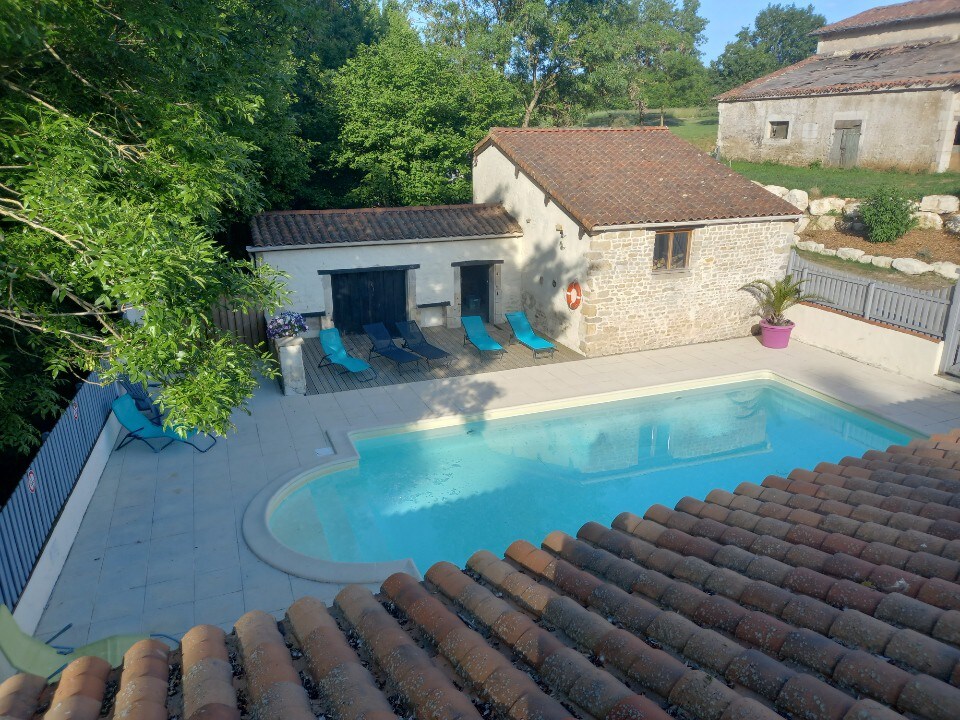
113;394;216;453
0;605;147;681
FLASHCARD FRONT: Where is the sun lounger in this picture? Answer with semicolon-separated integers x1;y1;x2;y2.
363;323;422;373
0;604;148;681
506;311;556;359
395;320;451;366
461;315;504;358
113;394;216;453
117;374;163;421
318;328;377;381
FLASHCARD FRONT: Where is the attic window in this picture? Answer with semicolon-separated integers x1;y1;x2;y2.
769;121;789;140
653;230;690;272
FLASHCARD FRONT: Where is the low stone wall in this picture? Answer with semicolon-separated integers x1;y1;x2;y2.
788;303;944;382
761;184;960;279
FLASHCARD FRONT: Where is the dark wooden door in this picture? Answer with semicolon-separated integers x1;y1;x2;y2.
331;270;407;335
460;265;490;323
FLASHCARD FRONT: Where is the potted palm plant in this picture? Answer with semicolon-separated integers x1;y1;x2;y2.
740;274;816;349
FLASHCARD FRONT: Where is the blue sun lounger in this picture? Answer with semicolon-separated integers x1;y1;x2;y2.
395;320;451;366
113;394;216;453
461;315;504;358
318;328;377;380
506;311;556;359
363;323;422;373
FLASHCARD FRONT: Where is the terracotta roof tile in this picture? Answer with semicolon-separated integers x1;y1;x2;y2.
18;433;960;720
249;204;522;249
812;0;960;35
475;128;800;229
717;40;960;102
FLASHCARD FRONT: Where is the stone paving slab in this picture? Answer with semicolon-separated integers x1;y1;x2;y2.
34;337;960;644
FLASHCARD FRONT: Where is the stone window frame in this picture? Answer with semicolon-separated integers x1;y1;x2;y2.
652;228;693;273
768;120;790;141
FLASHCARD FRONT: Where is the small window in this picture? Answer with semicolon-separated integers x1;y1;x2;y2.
653;230;690;272
769;121;789;140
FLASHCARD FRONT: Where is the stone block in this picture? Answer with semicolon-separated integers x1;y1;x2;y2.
764;185;789;198
945;215;960;236
891;258;933;275
843;201;861;218
872;256;893;268
931;262;959;280
857;254;874;264
784;189;809;211
811;215;838;231
821;248;838;257
836;248;864;261
809;197;845;216
920;195;959;214
913;211;943;230
796;216;810;233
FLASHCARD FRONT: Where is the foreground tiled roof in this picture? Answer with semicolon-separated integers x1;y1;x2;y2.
475;128;801;230
249;205;522;250
7;432;960;720
811;0;960;36
716;39;960;101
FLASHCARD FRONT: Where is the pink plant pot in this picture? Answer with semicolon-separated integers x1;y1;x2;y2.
759;320;794;349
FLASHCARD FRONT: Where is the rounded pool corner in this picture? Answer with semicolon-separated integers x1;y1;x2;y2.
242;449;422;585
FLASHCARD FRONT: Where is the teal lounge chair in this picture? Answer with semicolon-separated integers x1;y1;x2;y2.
506;312;556;359
318;328;377;381
461;315;504;358
113;394;216;453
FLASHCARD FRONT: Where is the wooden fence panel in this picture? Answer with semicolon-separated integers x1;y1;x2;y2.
211;303;267;348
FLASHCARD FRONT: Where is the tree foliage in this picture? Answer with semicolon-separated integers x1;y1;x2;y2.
333;13;521;206
712;3;825;91
415;0;709;126
0;0;308;444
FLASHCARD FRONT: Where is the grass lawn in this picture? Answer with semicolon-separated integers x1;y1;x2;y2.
730;162;960;199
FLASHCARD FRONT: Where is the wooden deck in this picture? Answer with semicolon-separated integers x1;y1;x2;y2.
302;323;582;394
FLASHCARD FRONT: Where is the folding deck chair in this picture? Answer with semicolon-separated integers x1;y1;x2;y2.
505;312;556;359
395;320;451;366
363;323;423;374
461;316;504;359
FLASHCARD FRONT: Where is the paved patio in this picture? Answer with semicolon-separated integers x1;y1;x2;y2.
35;337;960;646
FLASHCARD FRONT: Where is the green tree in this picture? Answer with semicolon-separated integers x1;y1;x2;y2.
417;0;708;126
332;13;521;206
712;3;825;91
0;0;292;445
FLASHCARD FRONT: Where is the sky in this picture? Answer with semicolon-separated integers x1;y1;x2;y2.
698;0;881;61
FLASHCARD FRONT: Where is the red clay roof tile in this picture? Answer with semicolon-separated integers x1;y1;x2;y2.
249;204;522;249
475;127;800;229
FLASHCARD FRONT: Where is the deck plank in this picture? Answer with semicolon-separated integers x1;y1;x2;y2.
303;324;580;395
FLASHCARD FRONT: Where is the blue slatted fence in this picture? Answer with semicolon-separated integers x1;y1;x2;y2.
0;375;118;609
788;251;956;339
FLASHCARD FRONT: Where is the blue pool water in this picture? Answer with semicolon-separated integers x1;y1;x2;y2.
269;380;916;574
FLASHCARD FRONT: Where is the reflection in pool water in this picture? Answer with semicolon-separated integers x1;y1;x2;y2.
269;380;914;573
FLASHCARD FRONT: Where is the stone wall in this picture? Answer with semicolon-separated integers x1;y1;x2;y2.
717;89;957;173
579;221;795;356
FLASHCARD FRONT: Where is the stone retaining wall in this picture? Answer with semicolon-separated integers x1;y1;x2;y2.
761;185;960;279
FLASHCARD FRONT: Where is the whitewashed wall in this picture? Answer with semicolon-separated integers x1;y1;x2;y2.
718;88;957;172
816;19;960;54
255;236;523;327
473;145;591;352
789;304;944;381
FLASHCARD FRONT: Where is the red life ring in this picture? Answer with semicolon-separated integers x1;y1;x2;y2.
566;281;582;310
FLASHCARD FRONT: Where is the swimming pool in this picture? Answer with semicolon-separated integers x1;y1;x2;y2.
267;378;916;575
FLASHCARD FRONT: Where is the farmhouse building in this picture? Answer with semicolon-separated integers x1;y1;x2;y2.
716;0;960;172
249;127;799;357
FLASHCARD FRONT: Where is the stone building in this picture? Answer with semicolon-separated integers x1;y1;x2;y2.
716;0;960;173
250;127;799;356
